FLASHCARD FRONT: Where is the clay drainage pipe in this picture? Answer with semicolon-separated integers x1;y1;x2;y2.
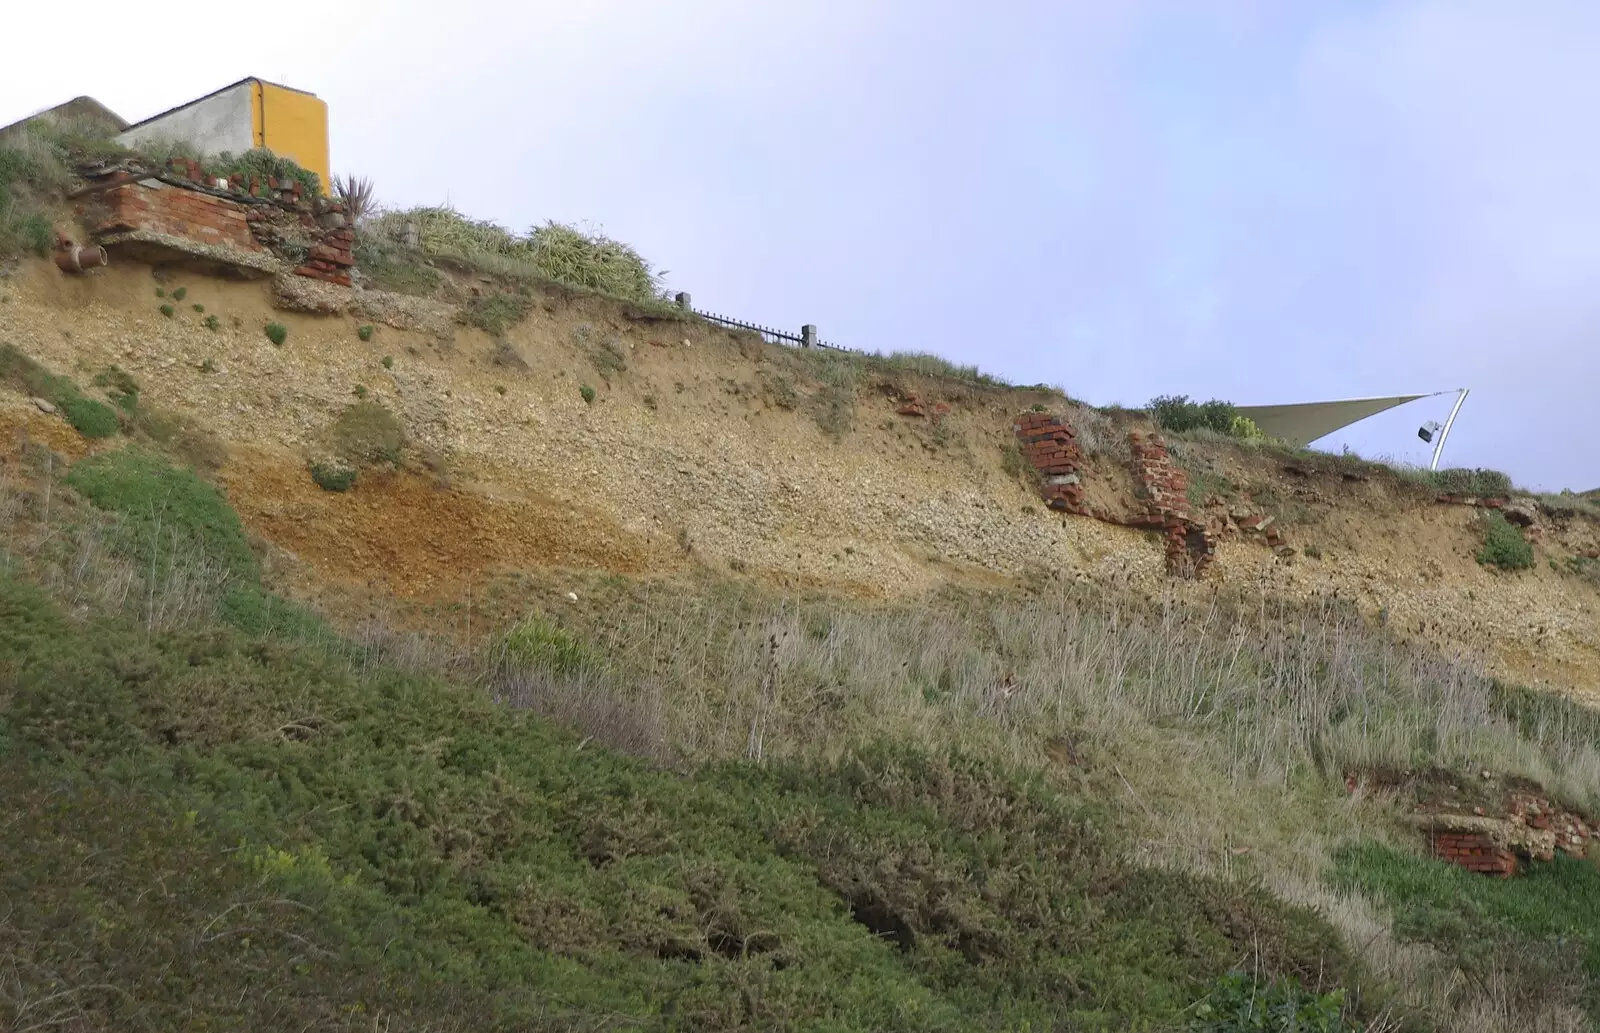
54;244;109;273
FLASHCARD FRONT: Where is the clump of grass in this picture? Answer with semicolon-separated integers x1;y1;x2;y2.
264;322;288;346
1332;842;1597;1025
460;290;531;336
1476;511;1535;571
352;236;442;297
0;140;61;259
872;350;1009;387
203;314;220;331
92;366;140;411
0;343;120;438
359;325;375;342
171;287;187;302
309;461;357;492
331;400;405;467
380;353;392;368
159;303;175;318
579;384;596;405
199;358;217;373
367;206;667;305
809;352;858;438
498;615;594;676
154;286;165;298
580;330;627;379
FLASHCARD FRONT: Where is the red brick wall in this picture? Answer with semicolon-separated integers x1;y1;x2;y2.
1128;431;1215;577
1427;830;1517;877
1012;412;1090;516
85;180;261;252
75;161;355;287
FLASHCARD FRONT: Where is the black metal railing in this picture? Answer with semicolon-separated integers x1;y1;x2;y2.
678;294;842;351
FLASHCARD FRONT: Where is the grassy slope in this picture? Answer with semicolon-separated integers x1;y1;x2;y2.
0;448;1367;1031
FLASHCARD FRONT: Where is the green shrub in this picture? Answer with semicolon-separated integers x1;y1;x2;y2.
1148;395;1243;436
203;314;220;331
359;324;375;342
1229;415;1264;440
159;303;175;318
331;401;405;466
1476;511;1535;571
208;148;321;197
172;287;187;301
579;383;596;404
264;322;288;346
309;462;357;493
192;303;204;313
60;395;120;438
1188;970;1355;1032
154;286;165;297
379;353;392;368
64;449;258;580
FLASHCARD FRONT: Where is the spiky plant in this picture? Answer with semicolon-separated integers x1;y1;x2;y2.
333;174;377;224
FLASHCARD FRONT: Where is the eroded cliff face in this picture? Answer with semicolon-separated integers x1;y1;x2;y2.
2;256;1597;699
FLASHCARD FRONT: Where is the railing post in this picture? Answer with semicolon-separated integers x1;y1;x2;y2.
801;324;818;348
676;292;692;313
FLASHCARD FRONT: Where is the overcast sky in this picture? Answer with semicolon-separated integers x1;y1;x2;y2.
5;1;1597;490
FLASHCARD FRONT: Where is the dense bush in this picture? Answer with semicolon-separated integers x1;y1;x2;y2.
1476;511;1535;571
1149;395;1245;436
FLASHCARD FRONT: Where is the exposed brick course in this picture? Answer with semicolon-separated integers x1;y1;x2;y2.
72;159;355;287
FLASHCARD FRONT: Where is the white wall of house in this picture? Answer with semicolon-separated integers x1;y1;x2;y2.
117;82;254;157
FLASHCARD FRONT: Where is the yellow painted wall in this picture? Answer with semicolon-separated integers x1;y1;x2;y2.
251;82;330;194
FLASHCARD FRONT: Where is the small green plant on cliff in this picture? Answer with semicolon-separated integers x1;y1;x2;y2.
203;314;219;331
92;366;140;412
159;303;175;318
171;287;187;302
309;461;357;493
264;322;288;347
331;400;405;467
579;383;596;405
1476;511;1535;571
192;303;204;313
461;290;531;336
1228;414;1264;440
359;325;375;342
1188;971;1355;1032
154;286;165;298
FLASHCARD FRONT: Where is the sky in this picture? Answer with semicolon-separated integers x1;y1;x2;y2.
3;1;1597;490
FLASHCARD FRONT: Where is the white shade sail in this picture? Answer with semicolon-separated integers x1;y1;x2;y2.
1233;393;1435;447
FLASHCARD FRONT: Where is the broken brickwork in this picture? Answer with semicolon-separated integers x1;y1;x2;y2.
71;159;354;286
1011;412;1090;516
1127;431;1215;578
